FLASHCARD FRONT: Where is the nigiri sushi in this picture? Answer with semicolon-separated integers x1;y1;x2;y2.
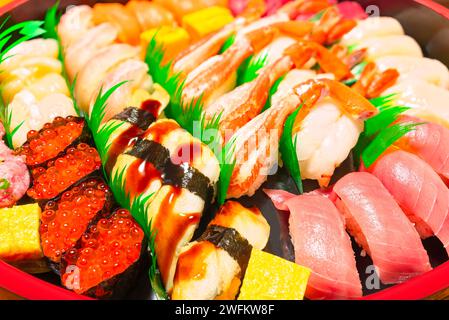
367;150;449;253
375;56;449;89
172;201;270;300
291;79;376;186
341;16;404;46
355;35;423;61
384;79;449;128
395;115;449;183
333;172;432;284
57;5;94;48
74;43;140;112
9;91;76;148
281;193;362;299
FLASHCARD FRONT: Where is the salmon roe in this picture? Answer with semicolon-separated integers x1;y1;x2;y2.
17;116;85;166
62;209;144;295
27;143;102;200
40;179;110;263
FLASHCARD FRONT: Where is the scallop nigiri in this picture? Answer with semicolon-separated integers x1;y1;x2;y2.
333;172;432;284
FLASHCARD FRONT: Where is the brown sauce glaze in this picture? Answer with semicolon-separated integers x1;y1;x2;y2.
143;121;180;144
141;99;162;119
153;186;201;287
125;158;161;197
106;125;143;173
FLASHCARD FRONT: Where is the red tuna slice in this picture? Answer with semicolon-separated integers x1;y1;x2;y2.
263;188;296;210
368;150;449;252
396;115;449;183
286;194;362;299
333;172;432;285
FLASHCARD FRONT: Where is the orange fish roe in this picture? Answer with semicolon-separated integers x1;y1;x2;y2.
62;209;144;296
27;143;102;200
17;117;85;167
40;179;111;263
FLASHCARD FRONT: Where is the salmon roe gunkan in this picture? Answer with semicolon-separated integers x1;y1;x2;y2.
40;179;111;263
17;116;85;166
62;209;144;295
27;143;101;200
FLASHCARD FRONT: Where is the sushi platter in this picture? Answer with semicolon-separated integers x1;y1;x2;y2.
1;0;449;300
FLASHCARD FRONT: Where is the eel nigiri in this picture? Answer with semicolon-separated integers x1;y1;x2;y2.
282;193;362;299
172;201;270;300
367;150;449;253
395;115;449;183
333;172;432;284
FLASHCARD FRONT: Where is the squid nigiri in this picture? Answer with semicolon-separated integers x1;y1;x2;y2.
384;79;449;128
367;150;449;253
333;172;432;284
172;201;270;300
341;16;404;46
375;56;449;89
354;35;423;61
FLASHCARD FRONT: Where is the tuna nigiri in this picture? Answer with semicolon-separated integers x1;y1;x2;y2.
285;193;362;299
395;115;449;183
333;172;432;284
367;150;449;253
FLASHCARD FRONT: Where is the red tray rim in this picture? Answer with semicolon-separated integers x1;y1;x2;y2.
0;0;449;300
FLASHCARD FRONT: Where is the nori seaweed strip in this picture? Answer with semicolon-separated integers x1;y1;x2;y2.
125;139;169;172
112;107;156;131
125;139;214;202
164;161;214;205
198;225;252;275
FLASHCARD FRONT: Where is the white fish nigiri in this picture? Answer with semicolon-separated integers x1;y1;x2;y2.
255;36;297;65
357;35;423;60
295;98;363;185
58;5;94;49
341;16;404;46
64;23;118;81
89;59;153;123
375;56;449;89
75;44;140;112
384;79;449;128
0;39;59;76
9;91;76;148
